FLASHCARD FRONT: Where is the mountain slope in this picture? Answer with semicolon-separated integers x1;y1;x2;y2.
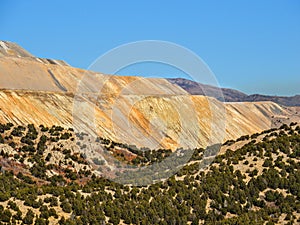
0;41;299;150
0;88;298;150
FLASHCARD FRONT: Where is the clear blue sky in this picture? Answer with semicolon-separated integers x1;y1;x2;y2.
1;0;300;96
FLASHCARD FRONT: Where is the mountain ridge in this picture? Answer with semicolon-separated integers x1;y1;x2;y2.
1;40;298;107
168;78;300;106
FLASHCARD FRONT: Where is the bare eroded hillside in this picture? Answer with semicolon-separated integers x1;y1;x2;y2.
0;41;299;150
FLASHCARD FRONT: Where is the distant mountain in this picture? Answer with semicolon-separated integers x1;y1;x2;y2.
168;78;300;106
167;78;247;102
243;94;300;107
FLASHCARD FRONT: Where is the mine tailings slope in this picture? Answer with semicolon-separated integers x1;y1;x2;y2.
0;41;299;150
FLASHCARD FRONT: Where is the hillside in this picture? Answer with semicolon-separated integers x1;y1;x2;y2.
168;78;300;107
0;41;299;150
0;41;300;225
0;123;299;224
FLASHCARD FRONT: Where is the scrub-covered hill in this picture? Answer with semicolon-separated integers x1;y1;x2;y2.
0;122;299;224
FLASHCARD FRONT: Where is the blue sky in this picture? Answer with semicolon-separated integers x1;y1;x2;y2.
1;0;300;96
